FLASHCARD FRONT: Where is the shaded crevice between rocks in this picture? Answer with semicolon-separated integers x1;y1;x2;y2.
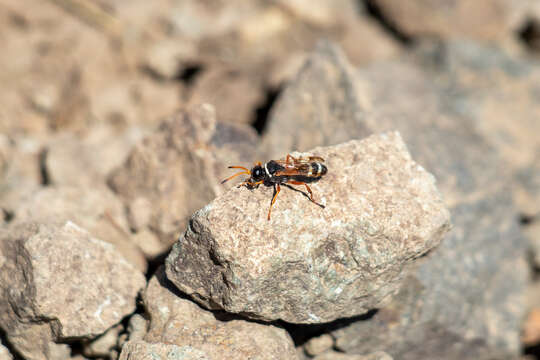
252;86;282;135
153;267;273;328
517;19;540;52
362;0;413;45
174;63;205;87
278;309;379;347
0;327;24;360
38;148;50;186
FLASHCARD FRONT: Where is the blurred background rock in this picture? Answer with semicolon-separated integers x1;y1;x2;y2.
0;0;539;359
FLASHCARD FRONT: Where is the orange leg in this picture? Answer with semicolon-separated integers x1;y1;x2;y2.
267;184;281;220
238;179;263;188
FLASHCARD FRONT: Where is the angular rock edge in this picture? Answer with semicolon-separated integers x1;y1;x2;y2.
166;132;451;323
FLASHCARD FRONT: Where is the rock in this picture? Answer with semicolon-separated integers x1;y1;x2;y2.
413;40;540;215
368;0;525;43
260;42;528;356
127;314;147;342
259;41;372;160
83;324;122;358
314;351;393;360
525;220;540;267
514;155;540;218
45;124;147;187
188;67;265;125
0;221;146;359
166;132;451;323
0;135;42;218
304;334;334;356
143;39;197;80
332;190;528;358
11;186;147;272
0;344;13;360
119;341;210;360
109;104;258;249
523;308;540;346
137;268;298;360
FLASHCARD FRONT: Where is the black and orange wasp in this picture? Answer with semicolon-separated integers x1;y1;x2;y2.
221;154;328;220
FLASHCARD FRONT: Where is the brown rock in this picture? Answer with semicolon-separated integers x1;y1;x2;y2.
11;186;147;272
260;41;372;161
314;351;393;360
0;344;13;360
369;0;523;43
45;125;147;187
83;324;122;358
260;42;528;356
109;104;258;248
119;341;210;360
304;334;334;356
138;268;298;360
188;67;265;125
0;135;42;218
0;222;146;359
166;132;450;323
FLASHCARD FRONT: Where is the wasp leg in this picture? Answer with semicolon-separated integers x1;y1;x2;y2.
238;180;263;189
288;180;325;208
267;183;281;220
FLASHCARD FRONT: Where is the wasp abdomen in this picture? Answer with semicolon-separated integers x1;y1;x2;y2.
309;162;327;177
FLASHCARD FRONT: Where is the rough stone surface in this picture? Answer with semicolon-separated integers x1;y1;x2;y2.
119;341;210;360
109;104;258;249
260;42;528;356
139;268;298;360
0;222;146;360
166;132;450;323
314;351;393;360
332;190;528;358
10;186;147;272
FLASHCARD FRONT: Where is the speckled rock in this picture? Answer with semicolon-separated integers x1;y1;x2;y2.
166;132;450;323
314;351;393;360
259;42;528;356
0;221;146;360
109;104;258;249
137;268;298;360
119;341;210;360
332;190;528;359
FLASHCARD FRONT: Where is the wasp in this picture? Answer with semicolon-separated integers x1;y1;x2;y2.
221;154;327;220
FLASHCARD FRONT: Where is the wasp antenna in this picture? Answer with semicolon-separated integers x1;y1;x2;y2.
228;166;250;171
221;169;250;184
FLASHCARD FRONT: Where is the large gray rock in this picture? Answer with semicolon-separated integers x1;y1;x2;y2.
0;221;146;360
259;42;528;356
332;190;527;358
133;268;298;360
166;132;450;323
